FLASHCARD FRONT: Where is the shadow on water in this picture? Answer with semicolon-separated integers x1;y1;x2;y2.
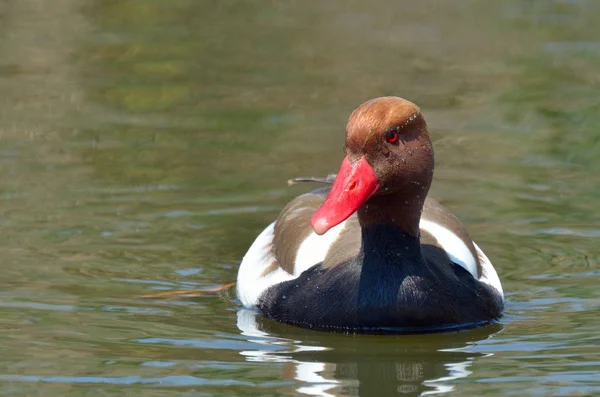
237;309;503;396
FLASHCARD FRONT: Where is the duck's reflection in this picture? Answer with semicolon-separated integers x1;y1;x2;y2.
237;309;501;396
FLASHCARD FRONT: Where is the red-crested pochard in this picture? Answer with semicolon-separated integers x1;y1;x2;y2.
237;97;504;333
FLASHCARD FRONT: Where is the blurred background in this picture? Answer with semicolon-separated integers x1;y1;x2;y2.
0;0;599;396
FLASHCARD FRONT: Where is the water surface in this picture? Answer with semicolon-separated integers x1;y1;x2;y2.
1;1;599;396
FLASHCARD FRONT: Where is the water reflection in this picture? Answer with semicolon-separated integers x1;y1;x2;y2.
237;309;502;396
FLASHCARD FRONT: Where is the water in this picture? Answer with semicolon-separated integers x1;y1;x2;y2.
1;0;599;396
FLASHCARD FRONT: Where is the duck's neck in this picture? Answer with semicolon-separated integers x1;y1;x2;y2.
357;192;424;238
356;193;426;269
359;222;424;268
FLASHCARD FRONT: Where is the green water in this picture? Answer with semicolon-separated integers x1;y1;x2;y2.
1;0;599;396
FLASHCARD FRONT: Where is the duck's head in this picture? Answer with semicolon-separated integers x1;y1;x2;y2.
311;97;434;235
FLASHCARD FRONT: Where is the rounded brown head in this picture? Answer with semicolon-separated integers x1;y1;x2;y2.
312;97;434;235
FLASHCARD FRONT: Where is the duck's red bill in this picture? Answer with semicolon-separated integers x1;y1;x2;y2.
311;156;380;235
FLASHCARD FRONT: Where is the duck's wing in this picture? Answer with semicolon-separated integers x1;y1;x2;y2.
237;182;361;308
419;197;503;298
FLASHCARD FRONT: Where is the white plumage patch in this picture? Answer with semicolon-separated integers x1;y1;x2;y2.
419;219;479;279
237;223;295;308
293;221;346;276
237;220;348;307
237;222;346;308
473;242;504;299
420;219;504;299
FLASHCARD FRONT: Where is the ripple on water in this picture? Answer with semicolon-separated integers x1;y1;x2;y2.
0;374;257;387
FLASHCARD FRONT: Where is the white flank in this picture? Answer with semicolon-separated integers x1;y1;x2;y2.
473;242;504;299
237;223;295;308
419;219;478;279
293;221;346;276
238;220;346;307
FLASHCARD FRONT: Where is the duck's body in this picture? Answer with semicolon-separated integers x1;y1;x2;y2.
237;97;504;333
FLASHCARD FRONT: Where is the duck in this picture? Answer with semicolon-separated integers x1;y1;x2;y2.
237;96;504;333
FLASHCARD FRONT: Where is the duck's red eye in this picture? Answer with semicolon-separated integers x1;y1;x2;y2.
386;129;399;144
